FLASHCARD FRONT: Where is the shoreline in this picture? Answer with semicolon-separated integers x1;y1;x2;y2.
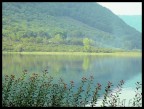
2;51;141;56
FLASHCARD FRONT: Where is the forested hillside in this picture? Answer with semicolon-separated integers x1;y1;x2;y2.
2;2;141;52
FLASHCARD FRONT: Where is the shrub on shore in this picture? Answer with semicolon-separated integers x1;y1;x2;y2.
2;70;142;107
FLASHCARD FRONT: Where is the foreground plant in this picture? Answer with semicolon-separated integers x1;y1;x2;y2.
133;82;142;107
2;70;142;107
107;80;124;107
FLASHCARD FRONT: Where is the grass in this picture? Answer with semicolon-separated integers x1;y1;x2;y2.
2;70;142;107
2;51;141;57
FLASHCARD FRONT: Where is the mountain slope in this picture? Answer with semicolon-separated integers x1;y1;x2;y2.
119;15;142;32
2;2;141;51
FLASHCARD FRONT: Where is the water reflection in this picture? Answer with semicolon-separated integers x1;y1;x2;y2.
3;54;141;88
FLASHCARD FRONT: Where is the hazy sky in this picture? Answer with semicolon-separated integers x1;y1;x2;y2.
97;2;142;15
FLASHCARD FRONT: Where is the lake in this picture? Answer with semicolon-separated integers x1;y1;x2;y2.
2;53;142;106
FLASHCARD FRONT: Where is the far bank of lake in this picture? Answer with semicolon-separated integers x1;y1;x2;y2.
2;51;142;57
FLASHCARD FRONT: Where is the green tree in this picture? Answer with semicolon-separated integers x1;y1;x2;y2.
83;38;91;52
42;37;48;44
50;34;63;44
15;44;24;52
36;36;43;43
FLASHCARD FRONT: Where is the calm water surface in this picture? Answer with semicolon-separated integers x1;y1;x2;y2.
2;54;142;104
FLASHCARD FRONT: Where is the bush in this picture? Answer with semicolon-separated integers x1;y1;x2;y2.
2;70;142;107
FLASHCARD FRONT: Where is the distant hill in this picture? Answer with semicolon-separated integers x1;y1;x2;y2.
2;2;142;52
119;15;142;32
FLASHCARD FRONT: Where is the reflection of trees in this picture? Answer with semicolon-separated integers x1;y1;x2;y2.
50;62;62;74
3;54;141;80
82;56;90;71
3;54;85;75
